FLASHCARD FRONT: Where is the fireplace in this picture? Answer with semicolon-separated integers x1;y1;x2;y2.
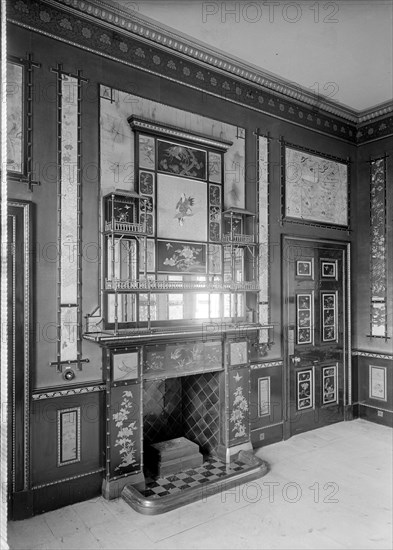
85;326;270;512
143;372;221;458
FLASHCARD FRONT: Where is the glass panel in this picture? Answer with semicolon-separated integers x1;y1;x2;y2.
107;237;137;280
224;247;244;282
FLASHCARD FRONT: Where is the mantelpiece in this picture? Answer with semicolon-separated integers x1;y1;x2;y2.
83;323;272;510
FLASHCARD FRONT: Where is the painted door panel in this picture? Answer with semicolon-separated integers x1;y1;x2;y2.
283;238;348;436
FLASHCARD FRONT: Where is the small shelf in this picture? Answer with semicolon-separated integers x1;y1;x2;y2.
104;221;146;235
222;233;256;245
104;279;260;292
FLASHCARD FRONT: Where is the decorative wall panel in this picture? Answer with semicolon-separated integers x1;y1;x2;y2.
258;377;270;417
228;367;250;446
370;157;388;338
258;136;269;340
157;140;206;180
321;293;337;342
6;61;24;174
296;293;314;345
56;72;84;369
296;369;314;411
322;365;337;405
143;340;223;380
369;365;387;401
157;240;206;274
57;408;81;466
157;174;208;241
109;384;141;476
284;145;348;227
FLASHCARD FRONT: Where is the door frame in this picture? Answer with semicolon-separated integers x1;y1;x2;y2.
282;235;352;440
7;200;33;517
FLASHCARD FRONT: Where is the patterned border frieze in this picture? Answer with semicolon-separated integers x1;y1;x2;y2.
31;468;105;490
352;350;393;361
250;361;283;370
32;384;106;400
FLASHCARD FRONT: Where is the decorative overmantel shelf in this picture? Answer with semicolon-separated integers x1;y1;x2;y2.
128;116;233;151
104;279;260;292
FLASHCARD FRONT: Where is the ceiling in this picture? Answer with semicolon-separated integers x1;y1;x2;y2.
118;0;393;112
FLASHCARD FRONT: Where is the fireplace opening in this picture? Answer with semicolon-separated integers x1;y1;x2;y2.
143;371;221;476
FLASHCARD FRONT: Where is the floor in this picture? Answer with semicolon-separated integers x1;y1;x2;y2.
7;419;393;550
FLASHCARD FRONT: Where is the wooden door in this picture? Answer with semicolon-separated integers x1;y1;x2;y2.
283;237;349;437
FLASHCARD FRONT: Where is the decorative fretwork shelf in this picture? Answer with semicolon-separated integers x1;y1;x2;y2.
104;221;145;235
104;279;260;292
222;233;255;245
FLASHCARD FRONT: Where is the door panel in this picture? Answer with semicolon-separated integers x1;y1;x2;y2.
283;238;348;436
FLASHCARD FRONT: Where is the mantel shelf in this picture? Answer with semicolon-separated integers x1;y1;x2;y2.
83;323;273;344
104;279;260;292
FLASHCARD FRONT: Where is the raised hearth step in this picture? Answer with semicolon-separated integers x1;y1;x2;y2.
150;436;201;461
121;451;269;515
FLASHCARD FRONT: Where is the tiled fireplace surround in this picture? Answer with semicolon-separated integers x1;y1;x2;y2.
89;327;269;512
143;373;220;456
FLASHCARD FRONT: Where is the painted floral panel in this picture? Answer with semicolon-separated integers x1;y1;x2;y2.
370;158;387;337
229;341;248;366
157;174;207;241
322;365;337;404
6;61;24;173
369;365;387;401
113;352;139;382
139;134;155;170
258;377;270;417
157;139;206;180
60;306;78;361
208;151;222;183
229;367;250;445
157;240;206;273
60;74;79;305
58;408;80;465
139;170;154;195
110;385;141;476
297;370;313;410
209;184;221;205
285;147;348;226
258;136;269;337
143;340;222;379
297;293;313;345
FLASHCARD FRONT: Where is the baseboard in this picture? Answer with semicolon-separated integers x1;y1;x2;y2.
10;471;103;520
251;423;283;448
354;403;393;428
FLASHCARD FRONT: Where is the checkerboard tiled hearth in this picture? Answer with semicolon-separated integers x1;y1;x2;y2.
122;454;269;514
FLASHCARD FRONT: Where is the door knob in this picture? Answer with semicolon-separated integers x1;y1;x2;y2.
291;356;301;365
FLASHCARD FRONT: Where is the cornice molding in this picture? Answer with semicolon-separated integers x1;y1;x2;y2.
51;0;392;125
8;0;393;143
